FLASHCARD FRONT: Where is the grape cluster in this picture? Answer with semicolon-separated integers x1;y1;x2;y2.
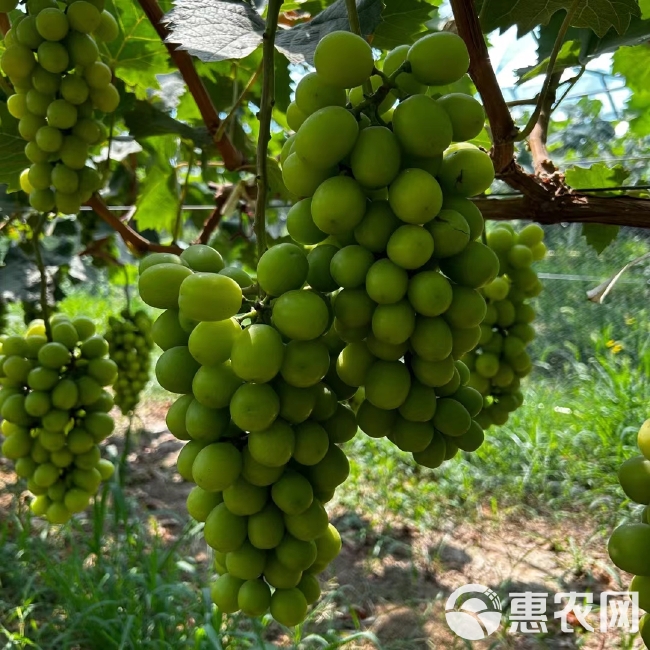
105;309;154;415
0;313;117;524
463;223;546;428
608;420;650;646
138;244;353;627
282;30;500;468
1;0;120;214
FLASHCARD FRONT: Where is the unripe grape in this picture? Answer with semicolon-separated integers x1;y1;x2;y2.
35;125;63;152
350;126;401;189
35;8;69;41
37;41;69;74
407;32;470;86
392;95;453;158
438;93;485;142
67;1;102;33
257;243;308;296
438;144;495;197
90;83;119;112
311;176;366;235
313;31;373;89
95;10;119;42
67;32;99;66
388;168;442;225
294;71;346;115
282;152;336;198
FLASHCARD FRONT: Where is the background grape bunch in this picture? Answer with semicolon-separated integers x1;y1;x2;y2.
282;30;500;469
1;0;119;214
138;243;355;627
464;223;546;427
105;309;153;415
0;313;116;524
608;420;650;646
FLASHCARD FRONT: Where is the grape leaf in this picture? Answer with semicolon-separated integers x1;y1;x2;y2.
581;224;620;254
102;0;172;95
479;0;640;38
641;0;650;16
565;162;628;254
515;40;582;83
275;0;383;63
165;0;267;62
372;0;442;50
612;44;650;94
134;165;179;232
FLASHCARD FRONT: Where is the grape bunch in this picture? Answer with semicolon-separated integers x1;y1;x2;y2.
282;30;500;468
105;309;154;415
138;244;354;627
608;420;650;646
0;313;117;524
463;223;546;428
1;0;120;214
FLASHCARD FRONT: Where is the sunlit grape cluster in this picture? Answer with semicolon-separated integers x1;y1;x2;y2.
138;244;353;626
282;31;500;468
1;0;120;214
609;419;650;647
464;223;546;428
0;313;116;524
105;309;154;415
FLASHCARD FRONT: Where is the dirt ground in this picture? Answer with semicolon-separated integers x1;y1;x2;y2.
1;406;642;650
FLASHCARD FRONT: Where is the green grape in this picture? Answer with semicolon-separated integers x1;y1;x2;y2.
67;31;99;66
138;263;192;309
55;190;82;215
155;345;200;394
350;126;401;190
46;98;78;129
392;94;453;158
354;200;399;253
426;209;470;258
399;381;437;422
60;74;89;105
35;125;63;152
178;272;242;322
257;243;308;296
282;152;336;198
438;93;485;142
618;456;650;504
272;291;329;341
307;244;339;293
292;420;329;465
238;579;271;616
407;271;453;317
7;93;28;119
188;318;241;367
336;341;375;387
90;83;119;112
26;89;52;116
365;360;411;410
438;144;495;197
286;198;327;246
313;31;373;89
294;71;346;115
372;300;415;345
51;163;79;193
608;524;650;576
412;433;446;468
280;340;329;388
410;316;453;361
2;45;37;80
95;10;119;42
293;106;359;169
68;1;102;33
407;32;469;86
19;114;47;141
193;363;242;409
391;417;434;452
349;74;396;115
204;503;247;552
16;16;44;50
286;101;308;131
37;41;69;73
230;324;284;383
439;241;499;289
388;168;442;225
248;419;294;467
330;245;374;289
32;65;61;94
248;503;286;549
443;285;486;329
35;8;69;41
230;382;280;433
366;258;408;304
60;135;88;169
311;176;366;235
386;225;434;270
29;188;55;212
192;442;242;492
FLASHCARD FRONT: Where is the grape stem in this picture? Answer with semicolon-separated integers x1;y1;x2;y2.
253;0;283;270
351;61;409;118
345;0;373;96
32;214;52;341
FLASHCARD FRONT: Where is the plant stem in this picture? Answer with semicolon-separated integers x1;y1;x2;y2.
345;0;372;95
516;0;581;142
253;0;283;265
216;60;263;142
32;214;52;340
174;146;195;242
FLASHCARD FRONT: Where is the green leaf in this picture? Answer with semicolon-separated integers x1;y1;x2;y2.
641;0;650;17
479;0;640;38
123;100;211;147
613;43;650;94
581;224;620;254
134;165;179;232
0;102;29;193
372;0;442;50
516;39;582;83
565;162;630;189
102;0;172;95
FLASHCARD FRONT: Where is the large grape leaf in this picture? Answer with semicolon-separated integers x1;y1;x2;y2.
102;0;172;95
565;163;629;254
478;0;640;38
275;0;383;63
372;0;442;50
